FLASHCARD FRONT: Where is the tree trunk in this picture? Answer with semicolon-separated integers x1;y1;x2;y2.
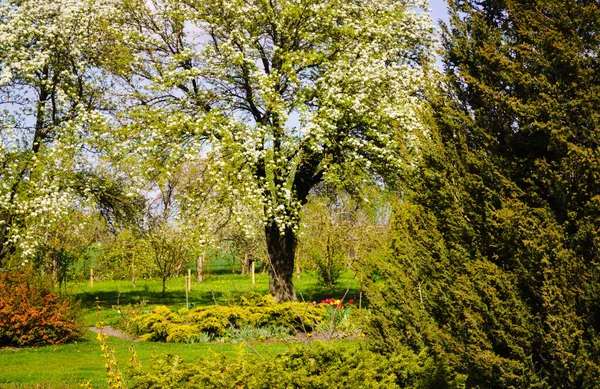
265;222;297;302
161;277;166;298
197;255;204;283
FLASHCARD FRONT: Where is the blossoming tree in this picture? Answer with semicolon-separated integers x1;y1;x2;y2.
0;0;136;265
118;0;435;301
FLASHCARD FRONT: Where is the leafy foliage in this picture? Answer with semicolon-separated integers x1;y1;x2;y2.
0;270;83;347
122;294;328;342
0;0;142;266
298;186;391;286
113;0;435;301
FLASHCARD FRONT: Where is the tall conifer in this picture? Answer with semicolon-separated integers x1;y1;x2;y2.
368;1;600;387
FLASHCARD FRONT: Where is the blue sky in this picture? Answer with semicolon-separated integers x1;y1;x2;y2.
430;0;450;26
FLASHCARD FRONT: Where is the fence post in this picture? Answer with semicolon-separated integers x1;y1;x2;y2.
185;275;189;309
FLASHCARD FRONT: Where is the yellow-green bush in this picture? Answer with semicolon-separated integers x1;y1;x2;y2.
127;342;466;389
127;294;328;342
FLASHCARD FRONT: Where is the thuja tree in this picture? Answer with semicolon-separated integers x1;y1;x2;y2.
117;0;435;301
368;0;600;387
0;0;137;266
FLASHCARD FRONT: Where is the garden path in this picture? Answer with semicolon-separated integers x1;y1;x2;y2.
88;326;139;341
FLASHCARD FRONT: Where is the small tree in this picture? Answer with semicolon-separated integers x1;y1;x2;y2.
298;196;351;287
298;186;391;286
145;222;193;298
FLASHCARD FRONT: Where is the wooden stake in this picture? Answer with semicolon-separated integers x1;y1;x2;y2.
185;275;189;309
187;269;191;292
132;253;136;288
90;268;94;288
251;260;255;285
359;287;363;310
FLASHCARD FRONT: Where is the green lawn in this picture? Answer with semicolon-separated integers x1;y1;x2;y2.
71;271;363;327
0;331;296;388
0;271;364;388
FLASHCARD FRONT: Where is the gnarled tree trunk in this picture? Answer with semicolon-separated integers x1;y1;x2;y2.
265;222;297;302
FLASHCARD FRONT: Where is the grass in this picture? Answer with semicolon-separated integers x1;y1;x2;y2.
0;330;302;388
0;270;363;388
70;271;363;327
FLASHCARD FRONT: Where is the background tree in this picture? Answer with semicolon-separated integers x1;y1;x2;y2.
116;0;435;301
367;0;600;387
100;228;153;286
298;184;392;287
0;0;138;266
298;196;350;287
144;222;195;298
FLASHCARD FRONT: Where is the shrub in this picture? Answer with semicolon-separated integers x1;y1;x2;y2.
0;270;83;347
127;342;466;389
125;293;329;342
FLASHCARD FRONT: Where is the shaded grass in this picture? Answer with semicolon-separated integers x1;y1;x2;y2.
70;271;363;327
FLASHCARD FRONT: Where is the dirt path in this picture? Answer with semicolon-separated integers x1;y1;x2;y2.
88;326;139;341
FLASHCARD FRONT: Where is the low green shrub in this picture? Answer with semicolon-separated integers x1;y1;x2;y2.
225;325;292;342
0;270;83;347
124;293;329;342
127;342;466;389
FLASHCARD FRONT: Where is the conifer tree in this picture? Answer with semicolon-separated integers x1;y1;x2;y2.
368;1;600;387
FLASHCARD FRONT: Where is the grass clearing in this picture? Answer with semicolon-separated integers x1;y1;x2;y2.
70;271;362;327
0;330;311;387
0;271;364;388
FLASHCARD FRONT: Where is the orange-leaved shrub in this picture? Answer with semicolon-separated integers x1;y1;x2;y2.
0;270;83;347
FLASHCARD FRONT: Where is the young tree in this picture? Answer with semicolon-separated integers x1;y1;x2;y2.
144;222;194;298
301;186;392;286
117;0;435;301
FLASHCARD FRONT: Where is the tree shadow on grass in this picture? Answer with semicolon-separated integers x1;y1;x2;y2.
296;284;368;307
74;289;223;310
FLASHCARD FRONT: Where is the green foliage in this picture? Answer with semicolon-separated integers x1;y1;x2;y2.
127;342;466;389
0;270;83;347
124;294;328;342
98;229;154;282
298;186;391;287
298;195;351;287
367;0;600;387
111;0;436;302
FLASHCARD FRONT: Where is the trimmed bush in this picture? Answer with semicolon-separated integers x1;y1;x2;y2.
0;270;83;347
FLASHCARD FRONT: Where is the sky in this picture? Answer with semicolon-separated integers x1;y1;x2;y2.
430;0;450;27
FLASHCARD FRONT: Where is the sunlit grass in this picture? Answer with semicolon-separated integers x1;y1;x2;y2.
0;270;364;388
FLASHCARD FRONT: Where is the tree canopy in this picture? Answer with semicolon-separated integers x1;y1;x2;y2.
113;0;436;301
